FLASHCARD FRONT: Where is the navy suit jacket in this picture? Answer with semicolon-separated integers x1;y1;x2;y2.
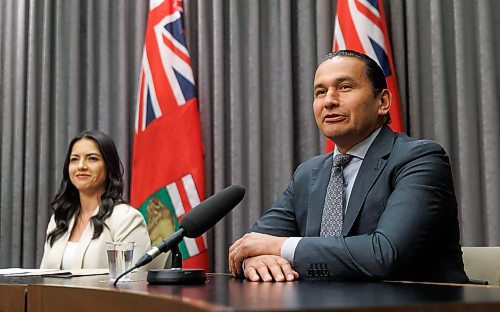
251;126;468;283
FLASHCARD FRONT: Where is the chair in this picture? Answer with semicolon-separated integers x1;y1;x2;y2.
462;247;500;286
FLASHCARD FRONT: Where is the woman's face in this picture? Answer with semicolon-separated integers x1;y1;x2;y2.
68;138;107;196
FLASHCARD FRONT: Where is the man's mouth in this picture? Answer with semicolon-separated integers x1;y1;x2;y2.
324;113;348;123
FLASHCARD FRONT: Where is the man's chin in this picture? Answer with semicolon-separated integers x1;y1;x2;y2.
323;130;355;150
323;129;348;142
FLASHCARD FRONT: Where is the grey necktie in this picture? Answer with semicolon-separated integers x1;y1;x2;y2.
320;154;353;237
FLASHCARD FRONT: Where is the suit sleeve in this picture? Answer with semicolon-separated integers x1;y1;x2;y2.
108;204;152;266
294;141;458;280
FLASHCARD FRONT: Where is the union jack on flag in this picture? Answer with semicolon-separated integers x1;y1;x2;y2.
333;0;403;133
135;0;197;133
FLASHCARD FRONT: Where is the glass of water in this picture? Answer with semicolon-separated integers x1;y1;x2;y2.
106;241;134;282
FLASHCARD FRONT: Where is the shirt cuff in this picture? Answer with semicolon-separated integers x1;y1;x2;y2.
280;237;302;265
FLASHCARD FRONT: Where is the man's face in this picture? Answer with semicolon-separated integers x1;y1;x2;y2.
313;56;390;153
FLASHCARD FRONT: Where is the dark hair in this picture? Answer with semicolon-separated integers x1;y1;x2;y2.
323;50;391;125
47;130;125;246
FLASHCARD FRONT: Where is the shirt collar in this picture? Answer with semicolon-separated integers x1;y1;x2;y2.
333;127;382;160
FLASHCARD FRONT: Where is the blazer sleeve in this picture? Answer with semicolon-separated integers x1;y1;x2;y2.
107;204;151;266
293;140;461;281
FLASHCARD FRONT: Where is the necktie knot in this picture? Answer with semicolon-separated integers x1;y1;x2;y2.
333;154;353;168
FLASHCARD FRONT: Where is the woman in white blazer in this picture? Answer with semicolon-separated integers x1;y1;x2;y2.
40;131;151;270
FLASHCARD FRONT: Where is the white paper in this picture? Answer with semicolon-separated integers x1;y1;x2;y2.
0;268;108;277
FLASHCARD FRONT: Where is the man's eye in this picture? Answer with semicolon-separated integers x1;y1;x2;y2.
315;89;326;97
338;84;352;90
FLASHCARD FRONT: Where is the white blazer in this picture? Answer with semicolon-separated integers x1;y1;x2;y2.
40;204;151;270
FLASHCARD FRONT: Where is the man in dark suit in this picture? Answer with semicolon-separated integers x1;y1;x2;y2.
228;50;468;283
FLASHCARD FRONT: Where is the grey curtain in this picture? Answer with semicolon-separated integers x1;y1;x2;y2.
0;0;498;272
0;0;148;267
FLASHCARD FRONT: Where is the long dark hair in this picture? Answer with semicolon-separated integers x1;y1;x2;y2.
47;130;125;246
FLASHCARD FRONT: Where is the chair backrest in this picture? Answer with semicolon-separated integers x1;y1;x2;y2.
462;247;500;286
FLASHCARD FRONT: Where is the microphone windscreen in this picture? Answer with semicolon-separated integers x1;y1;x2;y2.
180;185;245;237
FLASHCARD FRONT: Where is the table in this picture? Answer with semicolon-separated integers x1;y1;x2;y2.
2;273;500;311
0;282;26;312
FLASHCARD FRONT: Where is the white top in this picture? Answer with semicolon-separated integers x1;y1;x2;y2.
61;241;79;270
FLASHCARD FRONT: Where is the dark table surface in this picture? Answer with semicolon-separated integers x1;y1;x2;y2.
2;272;500;311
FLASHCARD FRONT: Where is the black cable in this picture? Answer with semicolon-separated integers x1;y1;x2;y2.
113;264;138;286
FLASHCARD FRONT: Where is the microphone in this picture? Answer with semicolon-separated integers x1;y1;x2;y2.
180;184;246;237
113;184;245;285
137;184;245;267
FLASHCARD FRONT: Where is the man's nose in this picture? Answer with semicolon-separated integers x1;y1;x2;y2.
324;88;339;107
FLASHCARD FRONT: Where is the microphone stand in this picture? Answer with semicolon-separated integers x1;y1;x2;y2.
170;244;183;269
113;185;245;286
146;243;207;285
113;243;206;286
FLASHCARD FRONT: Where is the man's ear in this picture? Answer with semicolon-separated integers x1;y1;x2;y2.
378;89;391;116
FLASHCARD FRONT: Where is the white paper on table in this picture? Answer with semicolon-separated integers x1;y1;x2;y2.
0;268;108;277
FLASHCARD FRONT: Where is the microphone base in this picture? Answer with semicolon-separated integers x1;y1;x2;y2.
147;269;207;285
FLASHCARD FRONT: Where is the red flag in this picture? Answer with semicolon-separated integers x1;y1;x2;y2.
131;0;207;270
327;0;404;152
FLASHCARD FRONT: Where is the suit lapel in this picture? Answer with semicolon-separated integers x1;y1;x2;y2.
71;206;99;269
306;154;333;236
342;127;396;235
46;218;73;269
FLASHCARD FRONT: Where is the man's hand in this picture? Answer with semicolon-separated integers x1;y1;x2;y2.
243;255;299;282
229;232;287;276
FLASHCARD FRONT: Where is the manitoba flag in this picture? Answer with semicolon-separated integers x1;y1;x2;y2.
131;0;206;270
327;0;404;152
